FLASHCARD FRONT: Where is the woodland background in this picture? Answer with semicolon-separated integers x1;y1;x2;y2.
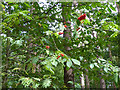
0;1;120;89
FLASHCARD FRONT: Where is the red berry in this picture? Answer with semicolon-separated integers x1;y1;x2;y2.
76;27;80;31
58;32;64;35
46;46;50;49
60;53;64;57
78;14;86;21
64;25;67;28
57;56;60;59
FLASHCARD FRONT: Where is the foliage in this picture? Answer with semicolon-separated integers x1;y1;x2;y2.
1;1;120;89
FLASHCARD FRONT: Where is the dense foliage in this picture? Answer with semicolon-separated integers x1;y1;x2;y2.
1;1;120;89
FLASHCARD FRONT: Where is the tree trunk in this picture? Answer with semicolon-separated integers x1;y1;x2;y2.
80;72;85;89
85;69;90;88
99;70;106;89
62;2;74;88
108;44;116;89
100;77;106;89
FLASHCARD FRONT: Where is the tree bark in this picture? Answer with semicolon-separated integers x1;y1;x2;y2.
108;44;116;89
99;69;106;89
80;72;85;89
85;69;90;88
100;77;106;89
62;2;74;88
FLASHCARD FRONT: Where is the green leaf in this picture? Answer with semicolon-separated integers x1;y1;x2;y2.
66;59;72;68
25;58;32;64
14;39;23;46
84;19;90;25
7;37;13;43
114;73;118;84
110;31;119;38
110;4;116;11
76;19;80;26
67;81;73;84
90;64;94;69
99;58;106;62
104;67;108;73
24;2;30;8
107;7;112;13
79;56;83;61
32;77;41;81
26;63;33;71
42;78;52;88
94;63;99;68
72;59;80;66
52;60;58;67
46;50;49;55
32;56;39;64
12;68;21;71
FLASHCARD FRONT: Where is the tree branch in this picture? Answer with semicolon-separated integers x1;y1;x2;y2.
45;2;60;14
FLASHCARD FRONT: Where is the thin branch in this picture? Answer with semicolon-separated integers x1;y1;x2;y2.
45;2;60;14
51;36;59;51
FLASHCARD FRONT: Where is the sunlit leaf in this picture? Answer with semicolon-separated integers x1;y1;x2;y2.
90;64;94;69
72;59;80;66
66;59;72;68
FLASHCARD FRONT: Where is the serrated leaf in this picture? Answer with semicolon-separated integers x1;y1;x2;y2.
42;78;52;88
66;59;72;68
26;63;33;71
32;56;39;64
72;59;80;66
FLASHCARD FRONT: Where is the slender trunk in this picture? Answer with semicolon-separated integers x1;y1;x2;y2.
99;69;106;89
62;2;74;88
108;44;112;61
108;44;116;89
80;72;85;89
94;28;106;89
85;69;90;88
100;77;106;89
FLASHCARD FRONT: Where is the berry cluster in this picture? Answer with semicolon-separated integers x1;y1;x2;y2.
58;14;86;34
57;53;64;59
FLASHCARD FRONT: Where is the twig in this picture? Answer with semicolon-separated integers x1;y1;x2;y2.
51;36;59;51
45;2;60;14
